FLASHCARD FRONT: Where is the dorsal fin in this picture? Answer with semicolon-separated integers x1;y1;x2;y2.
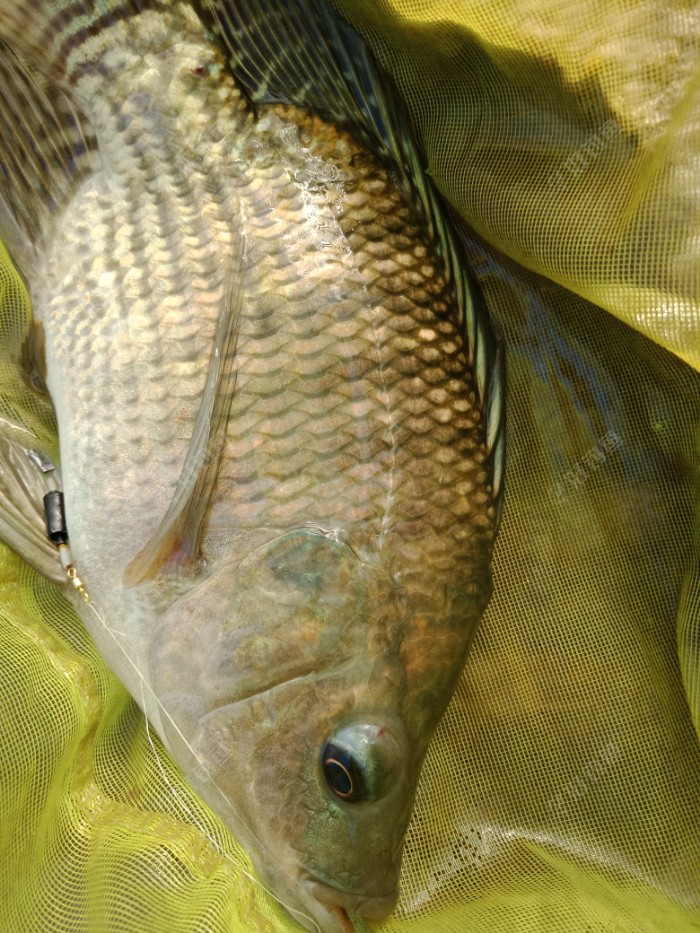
199;0;505;519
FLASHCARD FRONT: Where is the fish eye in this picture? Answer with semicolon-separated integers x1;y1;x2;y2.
320;721;405;804
322;744;366;802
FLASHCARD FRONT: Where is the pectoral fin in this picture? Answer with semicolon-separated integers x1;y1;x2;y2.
123;235;245;586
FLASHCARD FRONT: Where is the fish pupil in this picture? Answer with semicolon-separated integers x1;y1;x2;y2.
322;744;365;801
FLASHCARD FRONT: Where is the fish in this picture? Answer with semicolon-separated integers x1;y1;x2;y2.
0;1;504;930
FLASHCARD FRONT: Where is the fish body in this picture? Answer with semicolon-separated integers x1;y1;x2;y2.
0;2;504;930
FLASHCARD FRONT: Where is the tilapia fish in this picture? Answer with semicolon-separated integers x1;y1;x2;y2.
0;0;504;929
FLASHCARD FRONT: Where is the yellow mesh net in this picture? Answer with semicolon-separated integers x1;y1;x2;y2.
337;0;700;375
1;2;699;932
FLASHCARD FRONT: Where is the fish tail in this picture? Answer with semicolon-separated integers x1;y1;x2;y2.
0;0;506;521
0;0;171;81
0;0;177;255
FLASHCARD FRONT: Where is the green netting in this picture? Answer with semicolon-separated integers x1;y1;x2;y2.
1;2;699;932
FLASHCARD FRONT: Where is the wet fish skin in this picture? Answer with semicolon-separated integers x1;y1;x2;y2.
0;1;503;930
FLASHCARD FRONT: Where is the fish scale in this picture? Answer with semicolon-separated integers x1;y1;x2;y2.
0;1;504;930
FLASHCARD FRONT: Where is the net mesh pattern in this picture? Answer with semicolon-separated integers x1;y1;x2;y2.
1;2;699;931
336;0;700;373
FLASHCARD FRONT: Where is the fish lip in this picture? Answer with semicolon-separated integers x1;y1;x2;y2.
287;880;353;933
303;873;399;920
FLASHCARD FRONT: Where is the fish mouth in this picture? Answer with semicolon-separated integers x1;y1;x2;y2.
295;874;398;931
290;899;353;933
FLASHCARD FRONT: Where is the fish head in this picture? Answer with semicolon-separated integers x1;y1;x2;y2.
150;527;489;931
